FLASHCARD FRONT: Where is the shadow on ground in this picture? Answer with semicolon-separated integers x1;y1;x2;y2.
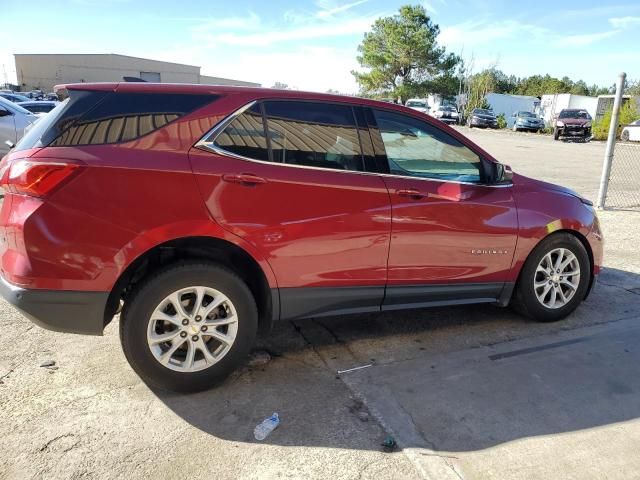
154;267;640;453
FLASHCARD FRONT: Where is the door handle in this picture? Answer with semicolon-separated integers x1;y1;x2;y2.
396;188;425;199
222;173;267;186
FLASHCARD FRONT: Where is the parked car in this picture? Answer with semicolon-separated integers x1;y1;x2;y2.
510;111;544;132
621;119;640;142
467;108;498;128
554;109;592;141
405;98;429;114
433;105;459;124
17;101;58;116
0;83;603;392
0;92;32;104
0;96;39;155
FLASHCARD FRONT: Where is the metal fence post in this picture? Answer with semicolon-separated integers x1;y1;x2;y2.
596;72;626;209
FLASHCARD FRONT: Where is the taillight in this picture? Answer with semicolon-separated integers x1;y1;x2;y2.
0;160;81;197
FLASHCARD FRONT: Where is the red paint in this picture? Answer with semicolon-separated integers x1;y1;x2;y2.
0;83;603;299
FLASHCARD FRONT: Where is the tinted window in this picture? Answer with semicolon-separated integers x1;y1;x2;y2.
14;99;69;152
212;103;269;162
52;92;216;146
263;101;363;171
373;109;482;183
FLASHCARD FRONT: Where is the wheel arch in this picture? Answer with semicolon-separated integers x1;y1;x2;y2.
512;229;594;300
104;236;278;335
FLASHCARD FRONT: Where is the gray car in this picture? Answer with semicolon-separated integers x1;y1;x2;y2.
510;111;544;132
0;97;39;155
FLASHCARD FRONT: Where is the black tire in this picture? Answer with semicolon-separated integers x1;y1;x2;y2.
120;261;258;392
621;130;630;141
553;128;560;140
512;233;590;322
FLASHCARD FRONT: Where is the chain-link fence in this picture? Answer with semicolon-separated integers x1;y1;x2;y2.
605;142;640;210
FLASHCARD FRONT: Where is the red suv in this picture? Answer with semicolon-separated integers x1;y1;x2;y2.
0;83;603;392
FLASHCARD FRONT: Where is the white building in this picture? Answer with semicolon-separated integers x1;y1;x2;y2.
539;94;598;125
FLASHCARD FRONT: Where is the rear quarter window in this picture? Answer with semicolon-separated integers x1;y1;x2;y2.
15;90;217;151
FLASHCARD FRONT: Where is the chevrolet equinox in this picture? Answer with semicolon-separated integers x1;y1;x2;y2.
0;83;603;392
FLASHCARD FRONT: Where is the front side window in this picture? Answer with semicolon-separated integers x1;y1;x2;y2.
263;101;363;171
372;109;483;183
212;103;270;162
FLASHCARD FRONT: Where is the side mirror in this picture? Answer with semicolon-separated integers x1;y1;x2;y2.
0;108;12;118
494;163;513;184
5;140;15;150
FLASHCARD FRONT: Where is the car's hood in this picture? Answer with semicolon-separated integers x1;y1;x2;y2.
513;173;590;203
474;114;496;120
409;106;428;113
517;116;542;122
558;118;589;125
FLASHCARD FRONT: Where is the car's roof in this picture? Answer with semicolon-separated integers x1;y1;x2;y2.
55;82;401;109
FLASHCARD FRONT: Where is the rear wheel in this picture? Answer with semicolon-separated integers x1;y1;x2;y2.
512;233;590;322
120;262;258;392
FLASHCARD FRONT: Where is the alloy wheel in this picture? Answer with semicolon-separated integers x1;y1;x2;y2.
533;248;581;309
146;286;238;372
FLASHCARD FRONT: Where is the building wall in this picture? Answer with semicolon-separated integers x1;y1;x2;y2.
199;74;260;87
15;54;201;91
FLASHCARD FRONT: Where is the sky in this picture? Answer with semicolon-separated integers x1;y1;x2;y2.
1;0;639;93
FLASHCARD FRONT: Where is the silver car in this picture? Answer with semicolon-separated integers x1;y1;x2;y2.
0;96;38;155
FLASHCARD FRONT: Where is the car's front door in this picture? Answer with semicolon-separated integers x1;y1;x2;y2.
368;108;518;308
190;100;392;320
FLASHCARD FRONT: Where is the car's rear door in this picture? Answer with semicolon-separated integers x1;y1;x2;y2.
190;99;391;320
366;107;518;309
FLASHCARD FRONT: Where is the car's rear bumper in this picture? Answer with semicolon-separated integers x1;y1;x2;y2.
0;274;108;335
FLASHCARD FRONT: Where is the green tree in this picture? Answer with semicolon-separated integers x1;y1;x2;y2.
352;5;459;102
592;101;640;140
465;69;495;116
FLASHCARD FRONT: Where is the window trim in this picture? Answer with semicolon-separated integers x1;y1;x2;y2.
196;100;512;188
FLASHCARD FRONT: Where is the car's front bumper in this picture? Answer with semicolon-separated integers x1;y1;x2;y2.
0;274;109;335
471;118;498;128
558;126;591;137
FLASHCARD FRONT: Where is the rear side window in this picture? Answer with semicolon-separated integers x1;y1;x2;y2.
14;90;217;151
263;101;363;171
52;92;216;146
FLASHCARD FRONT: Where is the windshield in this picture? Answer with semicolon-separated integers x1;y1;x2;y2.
518;111;536;118
473;109;493;115
559;110;591;119
407;101;426;108
13;98;69;152
441;106;457;112
0;96;33;115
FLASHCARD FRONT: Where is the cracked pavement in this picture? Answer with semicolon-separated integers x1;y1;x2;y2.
2;130;640;479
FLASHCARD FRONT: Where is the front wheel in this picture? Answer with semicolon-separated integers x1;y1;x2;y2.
120;262;258;392
621;130;630;141
553;128;560;140
512;233;590;322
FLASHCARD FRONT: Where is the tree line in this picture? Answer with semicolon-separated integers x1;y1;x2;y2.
352;4;635;103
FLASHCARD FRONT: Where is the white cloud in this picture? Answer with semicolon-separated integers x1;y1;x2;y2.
192;15;375;47
440;20;548;48
421;1;438;14
609;16;640;29
191;12;261;32
316;0;369;19
562;30;619;47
